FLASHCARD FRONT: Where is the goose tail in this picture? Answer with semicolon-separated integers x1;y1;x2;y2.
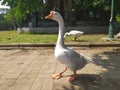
86;59;94;63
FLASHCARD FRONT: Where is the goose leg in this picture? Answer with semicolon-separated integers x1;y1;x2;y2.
52;67;67;80
73;37;77;41
67;71;76;82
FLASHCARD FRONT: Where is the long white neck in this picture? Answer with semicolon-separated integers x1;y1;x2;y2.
56;17;65;47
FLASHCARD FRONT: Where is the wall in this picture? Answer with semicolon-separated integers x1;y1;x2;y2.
17;26;120;34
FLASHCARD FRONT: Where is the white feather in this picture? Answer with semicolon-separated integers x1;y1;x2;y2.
47;11;89;72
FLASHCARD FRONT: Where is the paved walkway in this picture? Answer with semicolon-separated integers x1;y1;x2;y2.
0;47;120;90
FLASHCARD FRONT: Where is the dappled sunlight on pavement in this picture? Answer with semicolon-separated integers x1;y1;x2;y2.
0;47;120;90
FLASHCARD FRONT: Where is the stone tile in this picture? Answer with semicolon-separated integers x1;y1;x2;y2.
42;79;53;90
31;79;44;90
0;79;16;90
0;48;120;90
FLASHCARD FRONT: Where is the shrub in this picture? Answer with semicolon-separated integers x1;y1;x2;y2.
116;14;120;23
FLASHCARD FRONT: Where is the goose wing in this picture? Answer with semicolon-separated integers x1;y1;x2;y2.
58;48;87;71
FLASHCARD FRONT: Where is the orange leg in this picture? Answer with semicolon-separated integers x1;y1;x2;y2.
67;71;76;82
73;37;77;41
52;67;67;80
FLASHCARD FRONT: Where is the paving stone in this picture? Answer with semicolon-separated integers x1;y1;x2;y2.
0;48;120;90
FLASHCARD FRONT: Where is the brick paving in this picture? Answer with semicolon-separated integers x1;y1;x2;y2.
0;47;120;90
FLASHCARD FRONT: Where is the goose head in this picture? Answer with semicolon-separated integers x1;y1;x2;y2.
64;32;69;38
45;11;65;46
45;11;63;22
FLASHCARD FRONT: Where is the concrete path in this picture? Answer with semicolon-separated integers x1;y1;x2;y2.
0;47;120;90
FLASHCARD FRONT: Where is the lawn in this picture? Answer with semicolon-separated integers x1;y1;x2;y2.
0;30;119;44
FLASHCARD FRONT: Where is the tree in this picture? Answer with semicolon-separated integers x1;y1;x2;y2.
45;0;74;25
1;0;23;29
1;0;44;28
1;0;120;29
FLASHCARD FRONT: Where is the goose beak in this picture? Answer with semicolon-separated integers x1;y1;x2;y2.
45;11;54;19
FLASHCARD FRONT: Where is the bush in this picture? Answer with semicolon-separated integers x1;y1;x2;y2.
116;14;120;23
0;20;13;30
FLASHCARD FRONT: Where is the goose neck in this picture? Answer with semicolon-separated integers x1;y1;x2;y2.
56;19;65;47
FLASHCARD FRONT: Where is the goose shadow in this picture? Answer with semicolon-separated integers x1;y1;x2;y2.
60;48;120;90
70;40;89;42
64;39;89;42
75;40;89;42
70;74;102;85
59;74;109;90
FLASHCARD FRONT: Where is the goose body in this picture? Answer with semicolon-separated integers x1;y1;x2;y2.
115;32;120;38
55;46;87;71
64;30;84;41
45;11;88;81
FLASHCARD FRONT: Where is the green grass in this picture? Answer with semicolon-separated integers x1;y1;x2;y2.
0;30;57;44
0;30;119;44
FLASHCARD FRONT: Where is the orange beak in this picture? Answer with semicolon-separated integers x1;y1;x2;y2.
45;11;54;19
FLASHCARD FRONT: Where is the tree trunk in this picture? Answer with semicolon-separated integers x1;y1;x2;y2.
12;17;17;30
35;11;39;27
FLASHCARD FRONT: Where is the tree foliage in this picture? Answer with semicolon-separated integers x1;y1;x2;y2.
0;0;120;28
0;0;44;28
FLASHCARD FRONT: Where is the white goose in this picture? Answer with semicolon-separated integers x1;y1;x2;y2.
64;30;84;41
115;32;120;38
45;11;88;81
